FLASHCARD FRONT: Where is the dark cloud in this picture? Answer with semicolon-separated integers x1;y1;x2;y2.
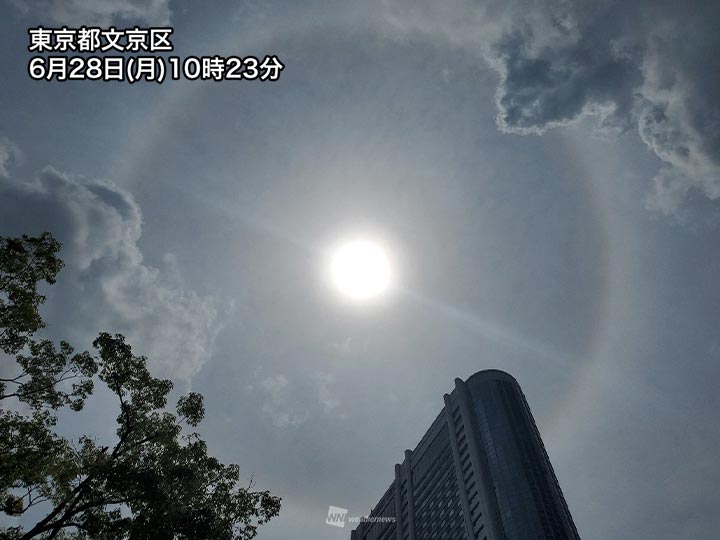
492;27;640;135
383;0;720;216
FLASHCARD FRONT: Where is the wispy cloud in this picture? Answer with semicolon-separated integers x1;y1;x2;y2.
9;0;171;26
260;374;310;429
256;371;342;429
0;137;20;178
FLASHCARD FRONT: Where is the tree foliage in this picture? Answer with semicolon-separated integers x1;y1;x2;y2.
0;233;280;539
0;233;63;355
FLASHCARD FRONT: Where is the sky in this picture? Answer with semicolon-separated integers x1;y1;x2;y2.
1;0;719;538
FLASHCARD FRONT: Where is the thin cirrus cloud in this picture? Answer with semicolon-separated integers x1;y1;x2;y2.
252;371;340;430
381;0;720;217
0;143;222;384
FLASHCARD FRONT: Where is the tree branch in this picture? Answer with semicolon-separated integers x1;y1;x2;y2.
0;371;28;383
1;370;81;401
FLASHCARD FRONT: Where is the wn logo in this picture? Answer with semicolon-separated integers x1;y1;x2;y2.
326;505;348;528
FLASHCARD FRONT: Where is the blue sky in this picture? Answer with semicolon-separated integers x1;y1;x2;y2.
1;0;719;538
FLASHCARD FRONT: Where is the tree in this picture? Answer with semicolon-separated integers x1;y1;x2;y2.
0;233;281;539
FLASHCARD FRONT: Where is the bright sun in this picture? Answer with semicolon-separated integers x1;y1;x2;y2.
328;238;394;302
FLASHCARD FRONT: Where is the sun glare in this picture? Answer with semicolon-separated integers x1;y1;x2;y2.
328;238;394;302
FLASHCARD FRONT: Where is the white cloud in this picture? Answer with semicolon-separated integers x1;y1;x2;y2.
0;165;222;384
637;31;720;215
0;137;20;178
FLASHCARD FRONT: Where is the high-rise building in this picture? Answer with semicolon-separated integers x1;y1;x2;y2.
350;370;579;540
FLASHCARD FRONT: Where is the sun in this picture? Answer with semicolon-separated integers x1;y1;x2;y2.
328;238;394;302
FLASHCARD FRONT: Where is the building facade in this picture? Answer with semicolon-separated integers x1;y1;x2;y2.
350;370;580;540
